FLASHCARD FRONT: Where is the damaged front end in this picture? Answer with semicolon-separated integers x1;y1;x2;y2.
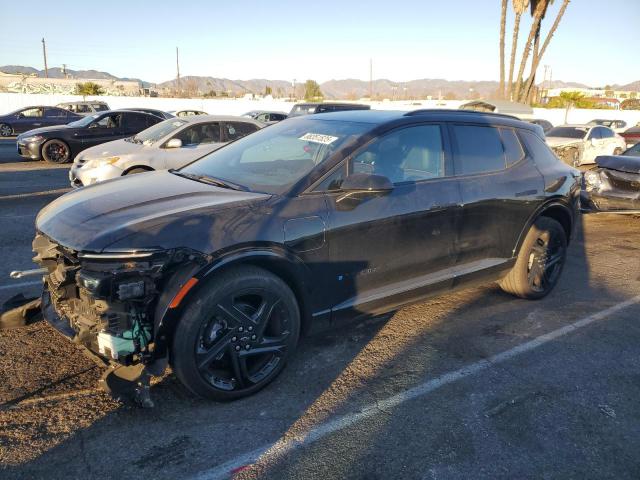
551;142;583;166
32;233;208;405
581;155;640;214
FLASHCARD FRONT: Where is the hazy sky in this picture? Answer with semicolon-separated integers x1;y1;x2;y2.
1;0;638;86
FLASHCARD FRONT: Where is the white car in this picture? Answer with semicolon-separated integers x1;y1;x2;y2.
587;119;628;134
545;124;627;166
69;115;263;187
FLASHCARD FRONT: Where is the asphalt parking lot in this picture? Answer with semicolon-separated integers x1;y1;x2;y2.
1;138;639;480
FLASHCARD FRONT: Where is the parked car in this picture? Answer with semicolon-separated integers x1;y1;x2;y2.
16;110;163;163
31;109;579;403
288;102;370;117
620;123;640;147
69;115;264;187
545;124;626;166
123;108;175;120
527;118;553;133
581;148;640;213
174;110;208;117
56;101;110;116
242;110;288;123
587;119;628;133
0;106;81;137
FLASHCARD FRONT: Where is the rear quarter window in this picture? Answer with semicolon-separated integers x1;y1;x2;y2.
519;130;561;169
499;128;525;166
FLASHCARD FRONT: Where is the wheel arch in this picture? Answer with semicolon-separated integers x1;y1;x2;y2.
152;247;315;363
513;199;575;257
122;165;154;175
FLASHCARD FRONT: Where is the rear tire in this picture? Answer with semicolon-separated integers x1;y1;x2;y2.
0;123;12;137
41;139;71;163
613;147;623;155
499;217;567;299
171;266;300;401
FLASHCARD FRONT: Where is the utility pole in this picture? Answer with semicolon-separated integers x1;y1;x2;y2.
41;38;49;78
176;47;180;92
62;63;67;79
369;58;373;99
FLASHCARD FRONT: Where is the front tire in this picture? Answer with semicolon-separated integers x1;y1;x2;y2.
171;266;300;401
0;123;12;137
41;139;71;163
499;217;567;299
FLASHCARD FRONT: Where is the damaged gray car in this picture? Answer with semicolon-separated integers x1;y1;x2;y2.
581;143;640;214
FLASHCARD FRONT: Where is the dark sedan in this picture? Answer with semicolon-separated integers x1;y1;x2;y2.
123;108;175;120
29;109;580;403
16;110;163;163
0;106;81;137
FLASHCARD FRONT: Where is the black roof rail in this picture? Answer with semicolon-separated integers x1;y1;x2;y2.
404;109;521;121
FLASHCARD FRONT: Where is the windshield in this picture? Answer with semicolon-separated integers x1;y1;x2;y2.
623;143;640;157
68;114;101;127
546;127;587;139
181;118;372;194
288;105;317;117
133;118;187;144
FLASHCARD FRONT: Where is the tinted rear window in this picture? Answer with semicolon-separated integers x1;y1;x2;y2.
452;125;506;175
519;130;561;169
499;128;525;166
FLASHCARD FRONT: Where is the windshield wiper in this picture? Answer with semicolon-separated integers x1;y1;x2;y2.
169;170;247;191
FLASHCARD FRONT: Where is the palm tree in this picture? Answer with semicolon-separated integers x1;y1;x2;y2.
499;0;508;98
506;0;529;99
520;0;571;103
513;0;548;102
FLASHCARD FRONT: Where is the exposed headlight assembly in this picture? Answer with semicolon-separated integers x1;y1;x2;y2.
584;171;602;191
21;135;44;143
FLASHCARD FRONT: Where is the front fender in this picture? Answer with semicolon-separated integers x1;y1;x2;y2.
151;244;313;362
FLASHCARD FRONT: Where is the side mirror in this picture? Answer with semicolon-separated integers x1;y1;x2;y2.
341;173;394;193
88;122;98;129
166;138;183;149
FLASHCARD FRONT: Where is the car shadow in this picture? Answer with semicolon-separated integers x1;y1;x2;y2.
2;214;636;479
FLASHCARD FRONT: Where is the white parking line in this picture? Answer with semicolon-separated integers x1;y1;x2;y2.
191;294;640;480
0;188;71;201
0;280;41;292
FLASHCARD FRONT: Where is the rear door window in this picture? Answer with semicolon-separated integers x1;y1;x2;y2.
223;122;259;141
124;113;149;131
452;125;506;175
44;107;68;118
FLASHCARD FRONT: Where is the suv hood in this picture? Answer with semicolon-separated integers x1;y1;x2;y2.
546;137;583;148
36;170;270;252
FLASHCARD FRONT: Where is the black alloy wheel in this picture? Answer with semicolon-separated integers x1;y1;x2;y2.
172;266;300;400
42;139;71;163
525;228;566;294
499;217;567;299
0;123;12;137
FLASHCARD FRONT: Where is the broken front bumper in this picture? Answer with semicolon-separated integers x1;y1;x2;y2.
581;168;640;214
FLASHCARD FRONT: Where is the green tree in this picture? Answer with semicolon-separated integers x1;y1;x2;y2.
75;82;104;98
304;80;323;101
264;85;272;96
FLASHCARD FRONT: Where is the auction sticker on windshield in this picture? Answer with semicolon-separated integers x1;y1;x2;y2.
299;133;339;145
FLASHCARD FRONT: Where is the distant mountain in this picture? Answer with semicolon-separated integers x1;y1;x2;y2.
0;65;151;88
1;65;636;99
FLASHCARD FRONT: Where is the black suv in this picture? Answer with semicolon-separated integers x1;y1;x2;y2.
288;102;370;117
33;110;580;402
